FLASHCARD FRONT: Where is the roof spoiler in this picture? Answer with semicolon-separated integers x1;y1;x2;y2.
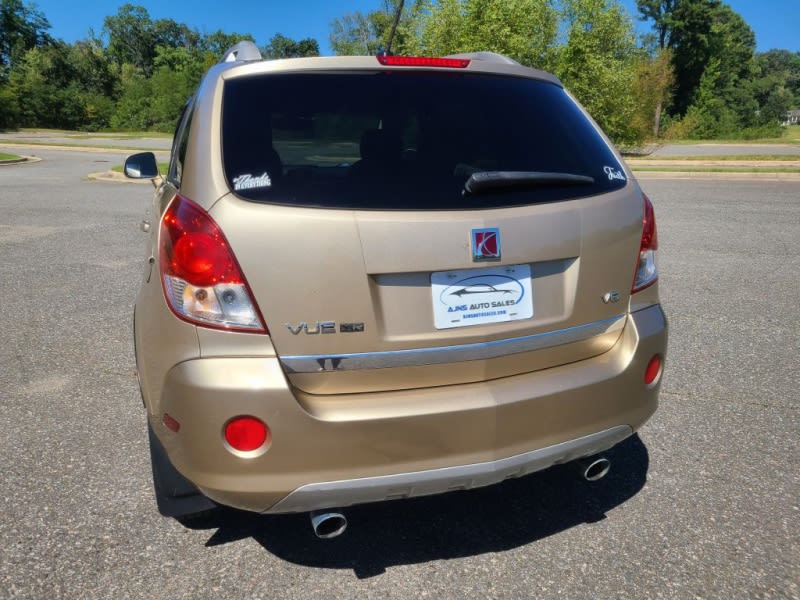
445;52;520;66
221;41;262;64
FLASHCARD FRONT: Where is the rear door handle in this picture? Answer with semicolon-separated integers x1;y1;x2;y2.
140;220;151;233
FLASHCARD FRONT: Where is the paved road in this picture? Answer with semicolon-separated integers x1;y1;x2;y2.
652;143;800;157
1;151;798;599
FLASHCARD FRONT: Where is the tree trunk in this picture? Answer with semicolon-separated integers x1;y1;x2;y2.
653;98;663;138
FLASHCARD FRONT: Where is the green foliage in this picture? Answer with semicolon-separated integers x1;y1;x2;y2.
200;31;255;57
109;66;152;130
631;47;674;139
751;50;800;123
635;0;678;49
102;4;203;76
263;34;320;59
555;0;640;144
682;58;732;138
0;83;19;129
330;12;381;55
633;0;795;139
329;0;416;56
111;49;202;132
0;0;51;72
102;4;155;73
0;0;794;145
637;0;756;119
7;37;119;129
412;0;558;69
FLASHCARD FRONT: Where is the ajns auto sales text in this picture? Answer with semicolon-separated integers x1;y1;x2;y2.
448;299;518;313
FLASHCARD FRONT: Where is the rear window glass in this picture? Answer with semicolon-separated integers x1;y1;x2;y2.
222;72;627;210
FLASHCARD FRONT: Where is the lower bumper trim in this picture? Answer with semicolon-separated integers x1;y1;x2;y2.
266;425;633;513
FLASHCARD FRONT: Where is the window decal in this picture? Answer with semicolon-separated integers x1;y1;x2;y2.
233;172;272;191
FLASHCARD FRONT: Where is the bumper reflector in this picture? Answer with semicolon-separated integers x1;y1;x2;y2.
162;413;180;433
224;416;269;453
644;355;662;385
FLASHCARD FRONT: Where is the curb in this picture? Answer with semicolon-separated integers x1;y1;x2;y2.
0;156;42;166
87;171;154;184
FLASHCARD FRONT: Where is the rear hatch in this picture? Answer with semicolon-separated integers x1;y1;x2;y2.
214;67;643;395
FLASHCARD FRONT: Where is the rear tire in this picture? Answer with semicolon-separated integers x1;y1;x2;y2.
148;422;217;520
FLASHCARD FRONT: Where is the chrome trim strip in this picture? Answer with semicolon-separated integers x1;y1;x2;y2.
279;314;625;373
266;425;633;513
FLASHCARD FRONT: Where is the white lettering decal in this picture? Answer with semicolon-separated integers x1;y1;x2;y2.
233;172;272;191
603;166;626;182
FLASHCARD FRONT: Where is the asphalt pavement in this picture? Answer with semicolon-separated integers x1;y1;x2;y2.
650;143;800;157
0;149;797;599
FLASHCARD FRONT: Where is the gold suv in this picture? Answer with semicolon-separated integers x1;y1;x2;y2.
126;44;667;537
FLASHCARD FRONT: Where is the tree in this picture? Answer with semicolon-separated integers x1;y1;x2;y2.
110;64;153;130
7;39;118;130
0;82;19;129
200;30;255;58
103;4;203;76
330;12;379;55
631;47;674;138
413;0;558;69
555;0;640;144
102;4;157;73
0;0;51;74
262;33;319;59
635;0;678;49
329;1;416;56
637;0;756;118
8;41;78;127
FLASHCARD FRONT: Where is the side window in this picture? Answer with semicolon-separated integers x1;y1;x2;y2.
167;99;195;186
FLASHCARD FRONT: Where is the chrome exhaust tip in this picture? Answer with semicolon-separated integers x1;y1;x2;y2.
576;456;611;481
310;510;348;539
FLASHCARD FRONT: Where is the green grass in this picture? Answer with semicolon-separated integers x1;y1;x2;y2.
668;125;800;145
0;152;21;160
631;166;800;174
634;154;800;162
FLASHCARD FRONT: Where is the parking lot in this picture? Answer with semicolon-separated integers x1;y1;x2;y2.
0;148;797;599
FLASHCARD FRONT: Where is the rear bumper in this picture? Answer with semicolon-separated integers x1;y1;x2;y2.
267;425;632;513
149;304;666;513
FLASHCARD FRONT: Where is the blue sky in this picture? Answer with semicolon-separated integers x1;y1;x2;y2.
32;0;800;54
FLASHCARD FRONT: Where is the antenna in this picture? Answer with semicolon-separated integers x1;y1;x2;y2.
385;0;405;55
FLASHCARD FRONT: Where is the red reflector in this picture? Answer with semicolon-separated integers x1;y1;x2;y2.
376;55;470;68
162;413;180;433
644;355;662;385
224;416;269;453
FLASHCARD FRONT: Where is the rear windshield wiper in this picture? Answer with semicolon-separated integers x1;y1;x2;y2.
463;171;595;195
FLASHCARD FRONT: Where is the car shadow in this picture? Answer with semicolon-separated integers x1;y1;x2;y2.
192;435;648;578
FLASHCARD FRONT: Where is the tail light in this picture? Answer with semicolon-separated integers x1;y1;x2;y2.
159;195;266;333
632;193;659;293
376;55;470;68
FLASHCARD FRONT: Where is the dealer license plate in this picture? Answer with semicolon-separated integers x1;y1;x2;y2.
431;264;533;329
